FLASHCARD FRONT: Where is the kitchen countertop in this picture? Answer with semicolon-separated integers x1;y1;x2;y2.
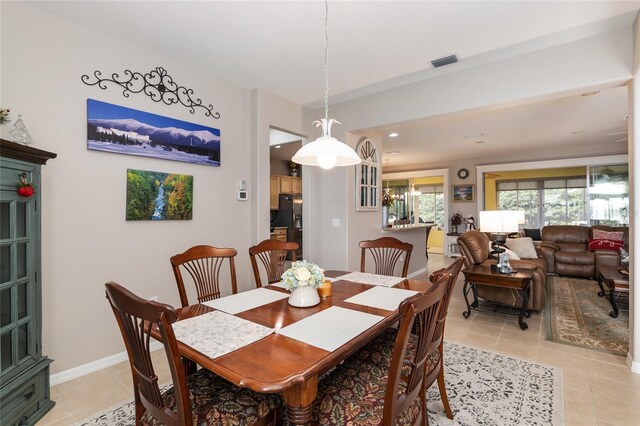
382;223;437;232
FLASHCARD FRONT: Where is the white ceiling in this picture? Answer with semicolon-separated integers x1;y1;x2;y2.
366;85;629;168
30;1;640;167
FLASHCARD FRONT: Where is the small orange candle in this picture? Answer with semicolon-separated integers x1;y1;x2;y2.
318;280;332;298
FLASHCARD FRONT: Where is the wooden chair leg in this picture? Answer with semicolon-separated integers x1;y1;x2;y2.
437;344;453;419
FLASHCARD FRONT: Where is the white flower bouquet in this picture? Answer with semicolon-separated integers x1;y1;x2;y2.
281;260;324;291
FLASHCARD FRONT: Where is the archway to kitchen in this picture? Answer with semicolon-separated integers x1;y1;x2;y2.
269;127;308;261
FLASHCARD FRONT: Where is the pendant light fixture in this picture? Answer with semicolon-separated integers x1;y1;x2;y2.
292;1;361;170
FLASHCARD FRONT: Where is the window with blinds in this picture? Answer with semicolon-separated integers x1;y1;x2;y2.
496;177;587;227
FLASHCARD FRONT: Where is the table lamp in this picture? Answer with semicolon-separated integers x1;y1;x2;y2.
479;210;522;262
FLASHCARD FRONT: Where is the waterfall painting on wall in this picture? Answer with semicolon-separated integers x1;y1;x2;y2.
126;169;193;221
87;99;220;166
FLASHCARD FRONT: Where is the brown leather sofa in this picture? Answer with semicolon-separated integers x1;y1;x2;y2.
539;225;628;279
457;230;547;312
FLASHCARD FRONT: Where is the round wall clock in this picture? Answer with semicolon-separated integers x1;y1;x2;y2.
457;168;470;180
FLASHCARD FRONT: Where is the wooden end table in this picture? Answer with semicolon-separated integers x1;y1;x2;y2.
597;265;629;318
462;265;533;330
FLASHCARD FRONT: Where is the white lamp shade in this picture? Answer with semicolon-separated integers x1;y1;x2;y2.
292;136;361;169
479;210;521;233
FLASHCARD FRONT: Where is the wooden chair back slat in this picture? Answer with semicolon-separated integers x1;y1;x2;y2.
382;272;450;425
170;245;238;307
249;239;299;288
360;237;413;277
105;282;190;426
429;257;465;346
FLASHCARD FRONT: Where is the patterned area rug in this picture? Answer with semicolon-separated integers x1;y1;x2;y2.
77;342;563;426
545;276;629;356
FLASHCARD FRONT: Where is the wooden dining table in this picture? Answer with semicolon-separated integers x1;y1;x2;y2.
153;270;435;425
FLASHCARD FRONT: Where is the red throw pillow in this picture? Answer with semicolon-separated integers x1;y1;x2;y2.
588;239;624;251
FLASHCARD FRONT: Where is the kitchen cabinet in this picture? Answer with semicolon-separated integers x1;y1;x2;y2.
270;227;287;242
279;176;293;194
270;175;302;210
0;139;56;426
292;178;302;194
269;177;279;210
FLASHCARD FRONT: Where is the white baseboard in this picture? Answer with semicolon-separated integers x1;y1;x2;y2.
50;341;163;386
407;267;426;279
627;352;640;374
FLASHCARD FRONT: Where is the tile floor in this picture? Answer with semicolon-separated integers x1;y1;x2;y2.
40;255;638;426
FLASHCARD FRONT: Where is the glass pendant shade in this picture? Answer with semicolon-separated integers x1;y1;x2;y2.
292;134;361;169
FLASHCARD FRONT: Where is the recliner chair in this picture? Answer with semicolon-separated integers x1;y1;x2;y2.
457;230;547;312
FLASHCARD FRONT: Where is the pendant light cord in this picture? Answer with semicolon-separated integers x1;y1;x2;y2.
323;0;330;123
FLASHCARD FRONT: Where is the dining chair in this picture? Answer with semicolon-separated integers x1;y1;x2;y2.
360;236;414;277
104;282;282;426
424;257;464;420
309;272;450;425
345;257;464;422
248;239;299;288
170;245;238;307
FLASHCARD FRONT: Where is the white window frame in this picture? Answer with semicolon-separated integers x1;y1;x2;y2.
355;137;380;211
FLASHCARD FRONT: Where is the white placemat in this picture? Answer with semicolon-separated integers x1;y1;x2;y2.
276;306;384;352
335;271;405;287
344;286;419;311
203;288;289;314
172;311;274;359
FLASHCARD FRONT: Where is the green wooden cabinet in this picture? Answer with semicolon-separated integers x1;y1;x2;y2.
0;139;56;425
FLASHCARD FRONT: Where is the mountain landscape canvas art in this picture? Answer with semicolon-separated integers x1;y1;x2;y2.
87;99;220;166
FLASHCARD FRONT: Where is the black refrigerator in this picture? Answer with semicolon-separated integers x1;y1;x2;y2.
273;194;302;259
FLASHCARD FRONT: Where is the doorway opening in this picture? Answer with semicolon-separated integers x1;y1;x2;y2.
269;127;307;260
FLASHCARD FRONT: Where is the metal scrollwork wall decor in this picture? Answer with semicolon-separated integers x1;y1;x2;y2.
81;66;220;119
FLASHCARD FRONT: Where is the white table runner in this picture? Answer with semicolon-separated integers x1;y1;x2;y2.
335;272;405;287
172;311;274;359
344;286;419;311
203;288;289;314
276;306;384;352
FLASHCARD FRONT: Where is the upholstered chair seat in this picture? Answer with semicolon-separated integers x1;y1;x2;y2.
142;368;282;425
311;334;422;425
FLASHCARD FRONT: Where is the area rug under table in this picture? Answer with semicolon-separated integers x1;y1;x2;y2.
545;275;629;356
76;342;563;426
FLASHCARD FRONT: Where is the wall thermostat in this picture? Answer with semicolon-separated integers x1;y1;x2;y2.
237;179;248;200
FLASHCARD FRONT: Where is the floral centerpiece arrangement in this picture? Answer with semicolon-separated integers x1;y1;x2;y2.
382;189;394;207
451;212;465;232
289;162;300;177
281;260;324;291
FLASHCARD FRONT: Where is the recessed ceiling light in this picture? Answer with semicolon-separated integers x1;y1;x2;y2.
388;132;398;138
463;132;483;138
580;91;600;97
275;145;281;149
572;130;586;135
475;140;485;144
386;151;400;155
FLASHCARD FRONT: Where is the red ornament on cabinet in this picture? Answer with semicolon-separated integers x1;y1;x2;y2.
17;173;35;197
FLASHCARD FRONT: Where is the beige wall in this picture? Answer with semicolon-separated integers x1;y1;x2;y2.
1;2;256;373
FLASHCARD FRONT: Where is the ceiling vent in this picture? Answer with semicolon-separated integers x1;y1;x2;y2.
431;54;459;68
